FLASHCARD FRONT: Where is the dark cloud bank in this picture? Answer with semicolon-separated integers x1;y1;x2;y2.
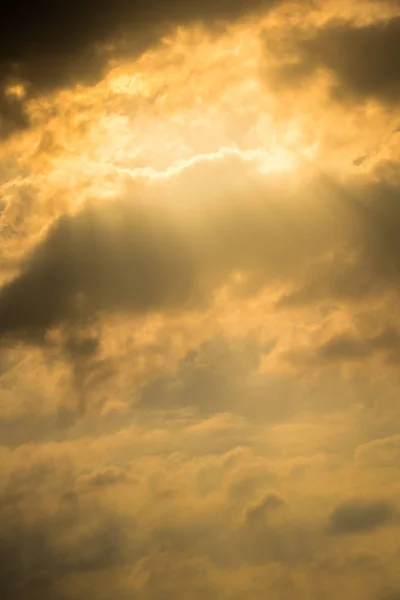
2;171;400;342
0;0;282;137
328;499;398;535
1;5;400;599
275;16;400;104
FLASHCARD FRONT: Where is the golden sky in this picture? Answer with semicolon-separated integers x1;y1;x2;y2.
1;1;400;598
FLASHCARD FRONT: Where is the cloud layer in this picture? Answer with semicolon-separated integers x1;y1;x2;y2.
1;1;400;599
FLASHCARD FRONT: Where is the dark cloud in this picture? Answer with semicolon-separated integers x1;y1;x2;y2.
0;163;357;341
0;199;199;339
0;516;129;600
3;170;400;343
284;327;400;367
137;335;298;421
278;177;400;308
241;517;318;566
275;17;400;104
0;453;134;600
328;499;397;535
78;467;130;489
0;0;284;136
138;336;265;414
0;88;30;139
317;328;400;363
63;335;100;360
244;491;285;524
380;592;400;600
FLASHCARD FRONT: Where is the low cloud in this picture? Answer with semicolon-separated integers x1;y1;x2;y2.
328;499;398;534
0;0;284;136
273;16;400;104
244;491;285;524
0;165;380;342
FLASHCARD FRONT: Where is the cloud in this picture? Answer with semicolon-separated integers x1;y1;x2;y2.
381;592;400;600
0;88;30;139
328;499;398;534
3;3;400;598
277;177;400;308
286;327;400;368
137;335;282;418
0;0;285;137
244;491;285;523
275;16;400;104
355;435;400;468
0;515;130;600
77;466;130;489
0;446;132;600
0;199;199;339
3;166;400;345
0;164;357;341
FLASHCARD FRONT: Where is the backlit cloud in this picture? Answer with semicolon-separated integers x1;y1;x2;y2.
1;1;400;599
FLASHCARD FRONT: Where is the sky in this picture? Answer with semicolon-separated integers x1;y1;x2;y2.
1;0;400;598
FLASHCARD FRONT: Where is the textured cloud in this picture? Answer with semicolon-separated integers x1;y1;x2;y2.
0;200;197;338
274;16;400;105
0;88;30;139
328;499;398;535
0;0;285;137
3;168;400;342
244;491;285;523
2;2;400;599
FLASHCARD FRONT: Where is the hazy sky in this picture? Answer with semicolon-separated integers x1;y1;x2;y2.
1;1;400;599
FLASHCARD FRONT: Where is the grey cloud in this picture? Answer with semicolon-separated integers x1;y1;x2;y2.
63;334;100;360
0;89;30;139
290;327;400;366
380;592;400;600
77;466;130;489
274;17;400;104
138;336;263;414
241;518;319;566
0;0;284;136
244;491;285;523
0;168;354;341
355;435;400;468
137;335;303;422
278;177;400;309
0;199;199;339
3;168;400;345
0;516;129;600
328;499;398;534
0;451;135;600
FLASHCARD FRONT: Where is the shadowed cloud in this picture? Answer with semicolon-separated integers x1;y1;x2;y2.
3;171;400;342
328;499;398;535
0;0;285;136
275;16;400;104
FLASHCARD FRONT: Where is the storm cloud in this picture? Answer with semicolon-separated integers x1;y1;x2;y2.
328;499;398;535
274;16;400;104
2;1;400;599
3;166;400;341
0;0;285;136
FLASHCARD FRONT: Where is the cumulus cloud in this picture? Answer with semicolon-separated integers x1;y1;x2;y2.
0;516;129;600
328;499;398;535
77;466;130;489
0;0;286;138
274;16;400;104
2;2;400;599
244;491;285;523
0;88;30;139
0;199;198;339
285;327;400;369
355;435;400;468
4;164;400;347
0;164;385;341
